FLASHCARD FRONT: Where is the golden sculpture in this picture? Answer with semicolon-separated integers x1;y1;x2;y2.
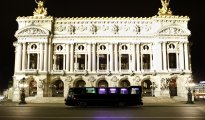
33;0;47;16
158;0;172;16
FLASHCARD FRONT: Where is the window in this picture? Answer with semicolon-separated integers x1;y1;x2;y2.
169;53;177;69
29;53;37;69
77;54;85;70
120;88;128;94
56;55;64;70
121;54;129;70
99;54;107;70
142;54;150;69
109;88;117;94
86;88;96;94
98;88;107;94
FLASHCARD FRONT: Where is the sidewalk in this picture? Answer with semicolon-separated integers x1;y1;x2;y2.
0;99;204;107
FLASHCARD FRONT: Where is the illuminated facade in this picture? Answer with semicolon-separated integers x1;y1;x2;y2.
12;1;192;102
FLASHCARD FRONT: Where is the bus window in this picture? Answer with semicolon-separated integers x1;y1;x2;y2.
131;88;139;94
98;88;107;94
86;88;96;94
120;88;128;94
109;88;117;94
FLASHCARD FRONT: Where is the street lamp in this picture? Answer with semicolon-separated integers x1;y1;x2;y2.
185;82;195;104
151;82;157;97
19;78;28;104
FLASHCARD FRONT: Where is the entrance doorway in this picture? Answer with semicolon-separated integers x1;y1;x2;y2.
141;80;152;96
169;79;177;96
119;79;130;87
75;80;86;88
98;80;108;87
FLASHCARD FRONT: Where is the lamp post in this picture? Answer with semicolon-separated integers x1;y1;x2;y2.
19;78;28;104
151;82;157;97
186;82;195;104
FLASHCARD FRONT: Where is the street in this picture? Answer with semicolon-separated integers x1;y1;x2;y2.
0;103;205;120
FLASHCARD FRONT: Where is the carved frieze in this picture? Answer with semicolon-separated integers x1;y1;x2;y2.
19;28;46;35
160;27;185;35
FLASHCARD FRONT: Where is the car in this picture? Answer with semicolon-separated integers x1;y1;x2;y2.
0;95;5;102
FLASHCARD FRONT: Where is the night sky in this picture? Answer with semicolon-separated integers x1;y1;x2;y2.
0;0;204;89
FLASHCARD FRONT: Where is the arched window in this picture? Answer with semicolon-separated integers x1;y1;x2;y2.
75;80;86;87
98;80;108;87
119;80;130;87
51;80;64;97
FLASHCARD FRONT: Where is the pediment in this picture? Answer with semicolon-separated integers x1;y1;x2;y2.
159;26;190;36
15;26;50;37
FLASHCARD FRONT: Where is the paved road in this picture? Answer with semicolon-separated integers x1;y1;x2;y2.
0;104;205;120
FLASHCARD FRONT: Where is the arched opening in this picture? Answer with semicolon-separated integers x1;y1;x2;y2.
169;79;177;96
51;80;64;97
98;80;108;87
119;79;130;87
141;79;152;96
29;80;37;96
75;80;86;88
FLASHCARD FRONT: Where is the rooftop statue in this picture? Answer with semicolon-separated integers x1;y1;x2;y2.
33;0;47;16
158;0;173;16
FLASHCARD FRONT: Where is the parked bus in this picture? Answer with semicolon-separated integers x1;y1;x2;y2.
65;86;143;107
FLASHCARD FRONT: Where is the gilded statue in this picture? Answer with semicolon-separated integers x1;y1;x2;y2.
158;0;172;16
33;0;47;16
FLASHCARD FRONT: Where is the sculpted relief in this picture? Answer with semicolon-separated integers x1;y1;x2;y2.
160;27;185;35
18;28;47;35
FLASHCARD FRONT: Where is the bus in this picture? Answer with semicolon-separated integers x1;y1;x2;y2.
65;86;143;107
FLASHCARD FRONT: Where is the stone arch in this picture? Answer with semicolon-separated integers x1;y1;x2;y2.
28;80;37;96
119;77;130;87
96;77;108;87
141;77;153;96
169;76;178;96
158;25;191;36
73;78;86;88
15;26;50;37
50;78;64;97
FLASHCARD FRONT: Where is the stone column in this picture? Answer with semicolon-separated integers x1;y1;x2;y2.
88;43;92;71
63;54;66;70
44;43;48;71
184;42;189;71
110;43;114;72
97;54;99;71
136;43;140;72
27;54;30;69
92;43;96;72
66;44;70;71
17;43;22;71
70;43;74;72
14;44;18;72
22;42;26;71
48;43;52;72
107;54;109;72
85;54;88;70
132;43;136;71
179;42;184;70
40;43;44;71
162;42;167;71
114;43;118;72
152;42;162;71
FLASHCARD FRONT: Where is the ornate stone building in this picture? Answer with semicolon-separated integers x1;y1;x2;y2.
12;0;192;103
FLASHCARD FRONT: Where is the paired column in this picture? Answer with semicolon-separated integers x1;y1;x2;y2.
179;42;184;70
136;43;140;71
66;44;70;71
114;43;118;72
184;42;189;71
21;42;26;71
70;43;74;72
17;43;22;71
92;43;96;72
132;43;136;71
88;43;92;71
162;42;167;71
110;43;114;72
39;43;44;71
43;43;48;71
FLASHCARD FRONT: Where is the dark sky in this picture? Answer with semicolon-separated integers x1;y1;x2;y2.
0;0;204;89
